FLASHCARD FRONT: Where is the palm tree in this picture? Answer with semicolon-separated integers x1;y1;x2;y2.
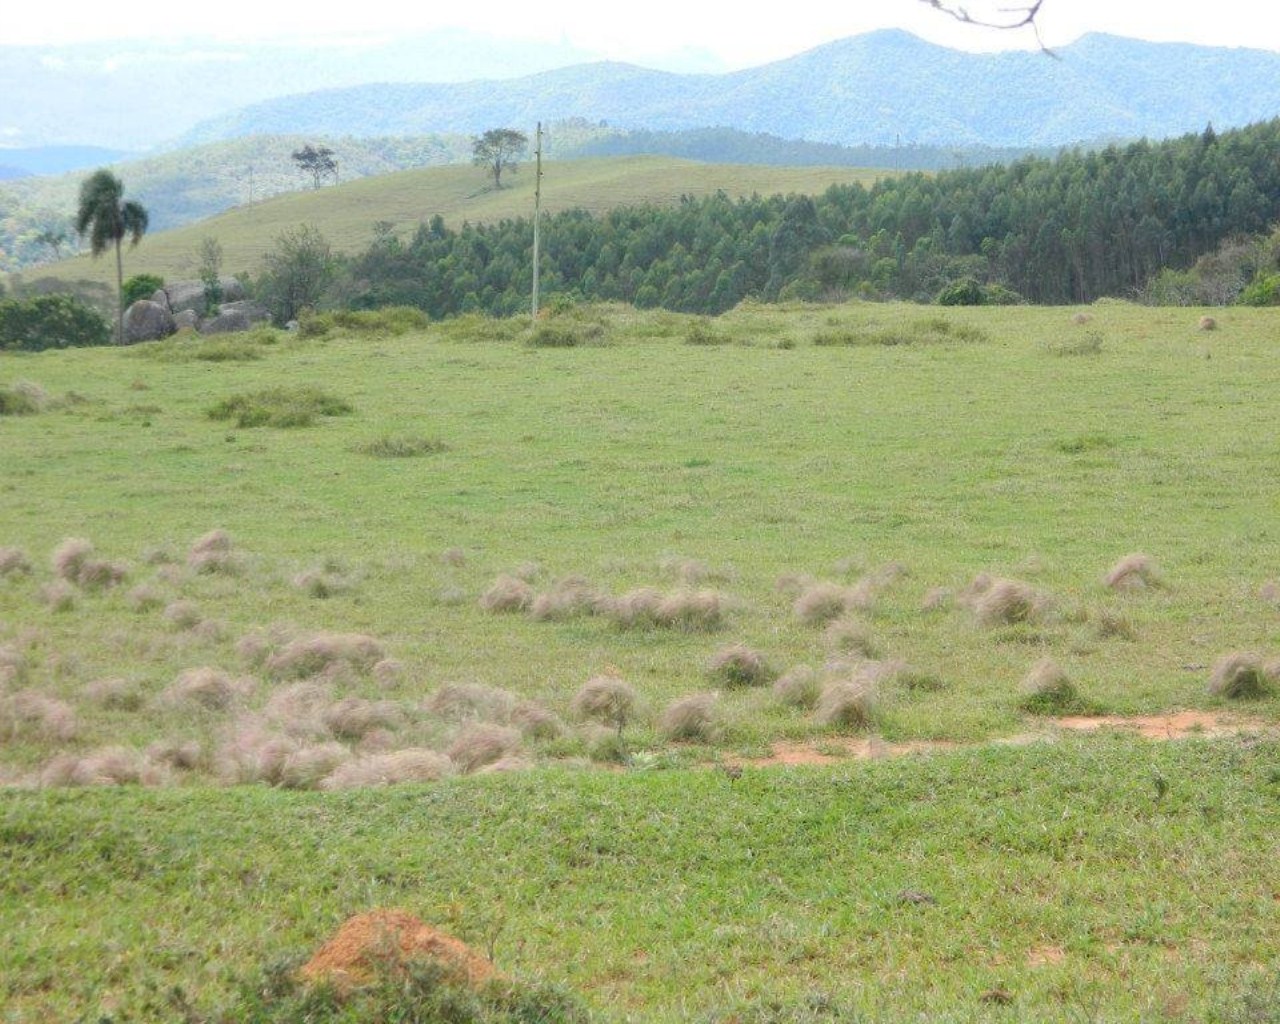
74;170;148;342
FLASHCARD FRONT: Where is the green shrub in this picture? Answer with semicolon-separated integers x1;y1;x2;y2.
0;294;112;351
207;386;353;428
1238;273;1280;306
685;320;731;346
0;384;41;416
527;322;602;348
121;273;165;307
937;278;987;306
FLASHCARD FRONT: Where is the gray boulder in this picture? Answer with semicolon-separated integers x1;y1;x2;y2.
173;310;200;332
198;309;253;335
122;300;176;344
165;277;246;315
150;289;171;313
218;299;271;324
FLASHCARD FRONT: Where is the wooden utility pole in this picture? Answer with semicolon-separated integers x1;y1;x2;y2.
532;121;543;320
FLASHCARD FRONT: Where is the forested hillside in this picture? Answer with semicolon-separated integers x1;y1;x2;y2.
336;120;1280;315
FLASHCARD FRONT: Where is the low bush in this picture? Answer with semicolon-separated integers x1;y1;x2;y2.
354;435;449;458
207;386;353;428
0;294;111;351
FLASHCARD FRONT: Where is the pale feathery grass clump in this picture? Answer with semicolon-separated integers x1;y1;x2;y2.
40;747;165;787
446;723;522;773
814;679;877;730
436;584;468;606
1;690;78;742
604;587;663;629
0;547;32;577
1104;553;1164;591
1207;652;1270;699
145;739;204;772
263;681;334;737
774;572;817;596
773;666;821;709
215;721;353;788
653;589;726;631
794;582;856;625
82;677;144;711
164;600;203;631
1260;580;1280;605
235;624;294;668
966;576;1052;627
920;587;953;613
511;561;542;582
477;754;531;774
823;617;881;658
126;584;164;612
162;667;254;711
529;576;604;621
571;675;637;732
188;529;238;574
292;568;352;599
426;683;517;723
321;696;405;740
439;547;467;567
582;724;629;764
51;537;94;582
320;749;453;790
1095;609;1138;641
1263;658;1280;685
707;643;773;688
511;701;564;740
1199;315;1217;331
265;632;386;680
478;575;534;614
191;619;225;642
1018;658;1081;713
76;558;128;591
658;692;722;742
0;645;28;688
372;658;404;687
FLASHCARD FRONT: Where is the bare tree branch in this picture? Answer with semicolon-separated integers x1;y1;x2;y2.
919;0;1055;54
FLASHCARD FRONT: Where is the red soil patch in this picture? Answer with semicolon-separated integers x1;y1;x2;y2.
299;909;497;992
1026;944;1066;967
1049;710;1271;740
738;737;955;767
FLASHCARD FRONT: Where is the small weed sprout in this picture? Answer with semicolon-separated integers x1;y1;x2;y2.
658;693;722;742
1207;653;1269;699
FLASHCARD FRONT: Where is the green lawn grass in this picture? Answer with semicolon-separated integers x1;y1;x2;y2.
2;299;1280;1020
31;157;889;288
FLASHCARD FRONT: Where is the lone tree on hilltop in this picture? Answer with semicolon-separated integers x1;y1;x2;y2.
74;169;148;343
292;144;338;189
472;129;528;188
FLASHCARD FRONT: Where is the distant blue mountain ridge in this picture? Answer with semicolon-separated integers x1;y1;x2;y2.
181;31;1280;148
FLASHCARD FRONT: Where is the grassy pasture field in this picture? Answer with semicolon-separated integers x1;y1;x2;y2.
2;299;1280;1021
28;157;889;288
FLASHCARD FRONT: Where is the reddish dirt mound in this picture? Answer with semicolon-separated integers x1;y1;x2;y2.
1049;710;1271;739
299;909;497;991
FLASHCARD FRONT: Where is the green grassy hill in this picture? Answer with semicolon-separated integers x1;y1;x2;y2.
31;157;888;288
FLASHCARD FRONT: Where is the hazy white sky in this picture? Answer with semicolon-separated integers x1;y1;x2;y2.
7;0;1280;66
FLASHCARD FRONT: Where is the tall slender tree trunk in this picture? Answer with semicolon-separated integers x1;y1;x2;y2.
115;236;124;344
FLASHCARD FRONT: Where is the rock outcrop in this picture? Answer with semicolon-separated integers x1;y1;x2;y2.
122;299;176;343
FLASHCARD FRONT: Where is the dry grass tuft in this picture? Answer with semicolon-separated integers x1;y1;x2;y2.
0;645;28;689
707;643;773;688
1207;652;1269;699
265;632;386;679
920;587;953;612
426;683;517;723
530;576;604;621
188;529;237;574
511;701;564;740
774;572;817;596
1071;312;1093;325
604;587;663;628
319;748;452;789
163;667;253;711
1199;315;1217;331
164;600;203;630
478;574;534;613
263;681;334;736
0;547;32;577
794;582;856;625
76;559;128;590
235;624;293;667
2;690;78;741
279;742;352;789
321;697;405;740
1019;658;1080;713
1095;609;1138;641
658;692;721;742
1264;658;1280;685
1260;580;1280;604
372;658;404;686
40;747;164;787
145;739;204;771
653;589;726;630
969;577;1051;627
823;617;881;658
439;547;467;567
82;677;144;711
126;584;164;612
215;722;349;787
773;666;821;708
292;568;351;599
446;723;522;773
814;680;876;730
572;675;637;731
1104;553;1163;591
51;537;94;581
